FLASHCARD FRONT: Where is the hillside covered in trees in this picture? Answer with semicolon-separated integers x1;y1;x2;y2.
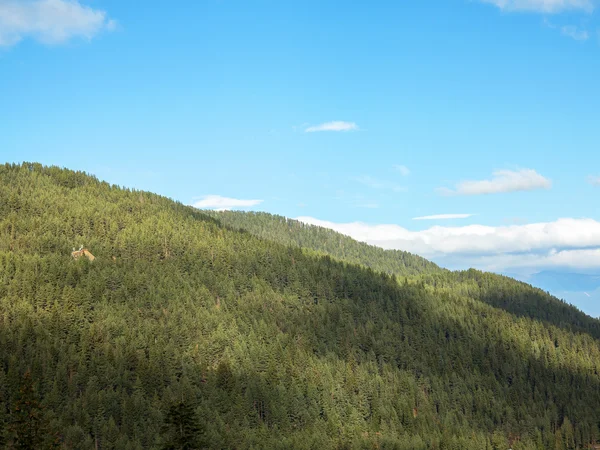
2;162;600;449
212;210;600;340
205;211;440;276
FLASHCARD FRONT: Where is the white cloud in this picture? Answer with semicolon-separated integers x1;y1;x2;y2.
0;0;115;47
588;175;600;186
441;248;600;272
393;165;410;176
192;195;263;211
540;248;600;268
439;168;551;196
413;214;476;220
561;25;590;40
479;0;594;13
305;121;358;132
354;175;407;192
295;216;600;271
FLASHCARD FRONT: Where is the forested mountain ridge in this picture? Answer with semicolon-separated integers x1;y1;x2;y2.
210;210;600;340
204;211;440;276
2;162;600;449
420;269;600;340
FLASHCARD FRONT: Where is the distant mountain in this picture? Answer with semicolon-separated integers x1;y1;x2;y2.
502;270;600;318
3;162;600;449
527;271;600;293
516;271;600;319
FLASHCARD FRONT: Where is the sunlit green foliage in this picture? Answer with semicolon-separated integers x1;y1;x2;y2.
0;162;599;449
207;210;439;276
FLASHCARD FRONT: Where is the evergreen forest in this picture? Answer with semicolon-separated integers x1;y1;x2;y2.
2;162;600;449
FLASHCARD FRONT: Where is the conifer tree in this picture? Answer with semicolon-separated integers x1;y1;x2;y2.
161;401;204;450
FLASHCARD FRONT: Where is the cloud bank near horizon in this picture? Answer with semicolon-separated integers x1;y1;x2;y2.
295;216;600;273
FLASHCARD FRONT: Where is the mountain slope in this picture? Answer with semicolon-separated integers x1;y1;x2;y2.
1;163;600;449
209;210;600;340
205;211;440;276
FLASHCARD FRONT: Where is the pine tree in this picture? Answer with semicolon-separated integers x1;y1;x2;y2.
6;370;58;449
161;401;204;450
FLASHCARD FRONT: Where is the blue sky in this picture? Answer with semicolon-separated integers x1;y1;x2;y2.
1;0;600;313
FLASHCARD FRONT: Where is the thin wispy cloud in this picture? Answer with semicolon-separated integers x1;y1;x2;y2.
545;18;591;40
560;25;590;40
438;169;551;196
479;0;595;13
544;18;590;39
192;195;263;211
305;121;358;133
393;165;411;176
354;175;407;192
413;214;476;220
588;175;600;186
0;0;116;47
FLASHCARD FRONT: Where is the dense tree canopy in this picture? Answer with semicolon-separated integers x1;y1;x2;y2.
1;162;600;449
212;210;600;340
207;211;440;276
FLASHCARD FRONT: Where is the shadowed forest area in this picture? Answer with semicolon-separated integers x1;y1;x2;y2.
2;163;600;449
211;211;600;340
